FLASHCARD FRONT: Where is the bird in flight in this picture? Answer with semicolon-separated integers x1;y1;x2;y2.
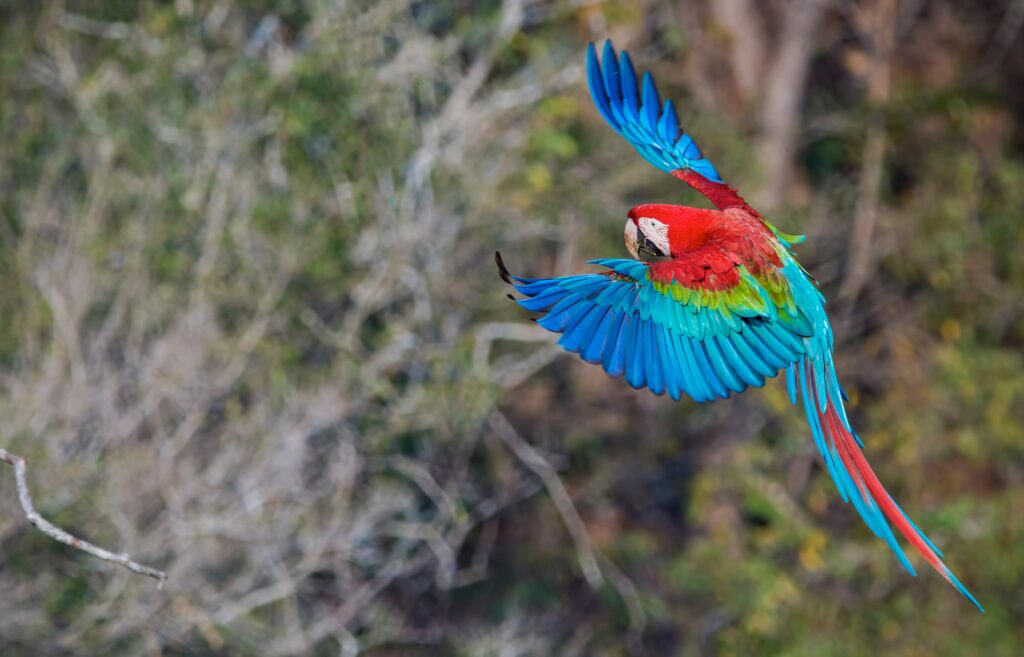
496;40;981;610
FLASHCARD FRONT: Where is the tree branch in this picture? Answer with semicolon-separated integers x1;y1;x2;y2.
755;0;827;210
0;448;167;585
489;411;604;589
839;0;897;305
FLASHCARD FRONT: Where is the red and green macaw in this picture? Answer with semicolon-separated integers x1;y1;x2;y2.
497;41;981;610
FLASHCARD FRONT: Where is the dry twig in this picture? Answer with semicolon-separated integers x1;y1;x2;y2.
489;411;604;589
0;448;166;585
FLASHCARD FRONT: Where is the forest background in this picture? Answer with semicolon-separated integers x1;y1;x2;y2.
0;1;1022;655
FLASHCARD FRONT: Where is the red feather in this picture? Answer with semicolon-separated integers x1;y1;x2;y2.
629;204;781;291
673;169;761;216
807;360;960;590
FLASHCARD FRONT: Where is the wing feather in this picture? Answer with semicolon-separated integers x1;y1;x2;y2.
587;41;724;184
499;253;807;402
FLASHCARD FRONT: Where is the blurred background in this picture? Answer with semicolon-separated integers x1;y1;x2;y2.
0;0;1022;655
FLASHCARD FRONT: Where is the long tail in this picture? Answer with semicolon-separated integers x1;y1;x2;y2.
788;357;983;611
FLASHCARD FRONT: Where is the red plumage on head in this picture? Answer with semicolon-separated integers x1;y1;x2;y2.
627;203;781;292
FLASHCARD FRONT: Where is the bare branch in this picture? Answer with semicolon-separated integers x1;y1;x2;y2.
985;0;1024;66
756;0;827;210
0;448;166;585
839;0;897;304
473;321;564;388
489;411;603;589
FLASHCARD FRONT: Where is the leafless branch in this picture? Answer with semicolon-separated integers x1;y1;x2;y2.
756;0;827;210
839;0;897;304
489;411;604;589
473;321;564;388
0;448;166;585
985;0;1024;66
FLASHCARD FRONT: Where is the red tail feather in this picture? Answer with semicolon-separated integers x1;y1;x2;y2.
820;400;954;584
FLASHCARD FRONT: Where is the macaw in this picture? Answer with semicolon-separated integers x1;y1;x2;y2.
496;41;981;610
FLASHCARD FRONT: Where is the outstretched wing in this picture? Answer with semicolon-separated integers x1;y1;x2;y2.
588;40;808;245
496;252;810;403
586;40;723;184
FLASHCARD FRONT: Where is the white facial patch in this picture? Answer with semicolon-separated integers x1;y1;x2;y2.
637;216;670;256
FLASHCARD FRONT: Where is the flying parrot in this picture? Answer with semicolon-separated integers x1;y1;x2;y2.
496;41;982;610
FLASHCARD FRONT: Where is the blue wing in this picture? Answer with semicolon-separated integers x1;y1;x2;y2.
586;40;723;183
498;254;807;403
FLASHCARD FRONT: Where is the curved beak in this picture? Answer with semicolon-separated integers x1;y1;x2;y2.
624;219;641;260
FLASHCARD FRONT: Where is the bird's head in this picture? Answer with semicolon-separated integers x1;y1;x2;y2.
625;206;674;260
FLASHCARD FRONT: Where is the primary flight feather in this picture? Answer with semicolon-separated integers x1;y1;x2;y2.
496;40;981;610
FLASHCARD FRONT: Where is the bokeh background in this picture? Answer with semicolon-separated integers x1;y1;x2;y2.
1;1;1022;655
